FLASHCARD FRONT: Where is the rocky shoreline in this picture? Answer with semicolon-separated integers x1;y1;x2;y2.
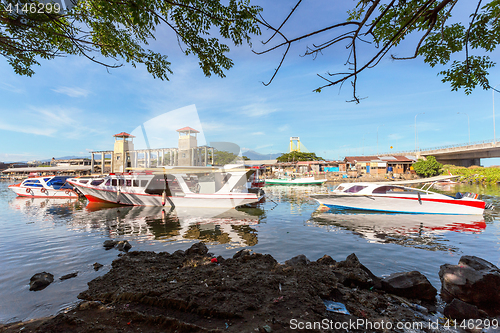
1;242;500;332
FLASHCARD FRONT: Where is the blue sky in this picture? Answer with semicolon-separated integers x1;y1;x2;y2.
1;0;500;165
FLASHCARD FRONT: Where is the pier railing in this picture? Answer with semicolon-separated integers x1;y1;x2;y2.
378;138;499;156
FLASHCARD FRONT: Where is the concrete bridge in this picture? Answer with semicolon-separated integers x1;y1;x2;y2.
381;140;500;167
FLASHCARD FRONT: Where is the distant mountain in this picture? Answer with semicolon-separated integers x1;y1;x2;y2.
242;150;283;160
40;155;89;162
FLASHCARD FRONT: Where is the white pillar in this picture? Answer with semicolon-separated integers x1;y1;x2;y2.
101;152;105;174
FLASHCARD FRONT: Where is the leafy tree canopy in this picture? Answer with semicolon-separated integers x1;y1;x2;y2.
276;151;324;162
212;150;246;165
0;0;261;78
257;0;500;102
412;155;443;177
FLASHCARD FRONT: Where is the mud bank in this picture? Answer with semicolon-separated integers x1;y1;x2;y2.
0;243;489;332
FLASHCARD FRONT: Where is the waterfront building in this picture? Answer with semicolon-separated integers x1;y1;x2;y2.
344;155;417;175
90;128;214;174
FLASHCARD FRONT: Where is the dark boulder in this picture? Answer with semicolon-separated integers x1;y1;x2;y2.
285;254;310;266
316;254;336;265
103;240;117;249
60;272;78;281
116;240;132;252
29;272;54;291
185;242;208;256
443;299;485;320
93;262;103;271
439;256;500;314
172;249;185;258
336;253;381;289
233;249;252;259
381;271;437;301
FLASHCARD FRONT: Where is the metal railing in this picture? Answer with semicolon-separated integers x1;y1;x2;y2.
378;138;499;156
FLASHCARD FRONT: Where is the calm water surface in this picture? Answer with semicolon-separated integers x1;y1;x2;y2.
1;180;500;323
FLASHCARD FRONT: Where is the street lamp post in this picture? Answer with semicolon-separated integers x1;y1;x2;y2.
494;84;499;144
457;112;470;144
415;112;425;152
377;124;384;155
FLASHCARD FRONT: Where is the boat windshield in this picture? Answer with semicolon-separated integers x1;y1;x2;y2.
372;185;426;195
344;185;368;193
22;179;43;187
46;177;73;189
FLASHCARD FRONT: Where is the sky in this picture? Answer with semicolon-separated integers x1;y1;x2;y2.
1;1;500;165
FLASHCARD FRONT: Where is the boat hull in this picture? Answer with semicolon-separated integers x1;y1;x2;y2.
72;183;261;208
310;194;485;215
8;184;79;199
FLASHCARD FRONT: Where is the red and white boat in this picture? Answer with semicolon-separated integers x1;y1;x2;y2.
310;176;491;215
67;165;264;208
8;175;79;198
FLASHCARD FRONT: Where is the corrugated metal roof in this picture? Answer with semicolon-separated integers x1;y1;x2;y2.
345;155;416;163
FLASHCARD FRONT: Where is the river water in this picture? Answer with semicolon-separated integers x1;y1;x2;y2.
1;180;499;324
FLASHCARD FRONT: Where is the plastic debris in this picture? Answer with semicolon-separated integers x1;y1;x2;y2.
211;257;218;263
323;300;350;315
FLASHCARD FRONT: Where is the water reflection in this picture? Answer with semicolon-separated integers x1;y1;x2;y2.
308;208;488;252
10;197;265;249
9;197;83;220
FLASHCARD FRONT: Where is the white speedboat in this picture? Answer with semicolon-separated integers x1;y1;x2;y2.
67;164;265;208
310;176;490;215
8;175;79;198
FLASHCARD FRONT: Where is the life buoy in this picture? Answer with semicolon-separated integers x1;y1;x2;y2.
41;188;47;193
26;188;31;193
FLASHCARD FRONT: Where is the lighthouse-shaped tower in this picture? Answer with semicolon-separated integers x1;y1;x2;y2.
113;132;135;172
177;127;199;166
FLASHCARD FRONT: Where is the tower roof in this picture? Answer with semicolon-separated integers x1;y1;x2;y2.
176;127;199;133
113;132;135;138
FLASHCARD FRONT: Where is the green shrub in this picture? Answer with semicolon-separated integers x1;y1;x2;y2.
412;156;442;177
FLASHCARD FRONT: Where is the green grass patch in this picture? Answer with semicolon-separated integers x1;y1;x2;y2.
443;165;500;184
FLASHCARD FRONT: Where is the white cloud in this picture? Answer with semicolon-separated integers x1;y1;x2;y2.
240;103;279;117
0;121;55;136
52;86;90;97
0;82;24;93
0;105;102;139
0;152;42;162
278;125;289;132
256;144;273;150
